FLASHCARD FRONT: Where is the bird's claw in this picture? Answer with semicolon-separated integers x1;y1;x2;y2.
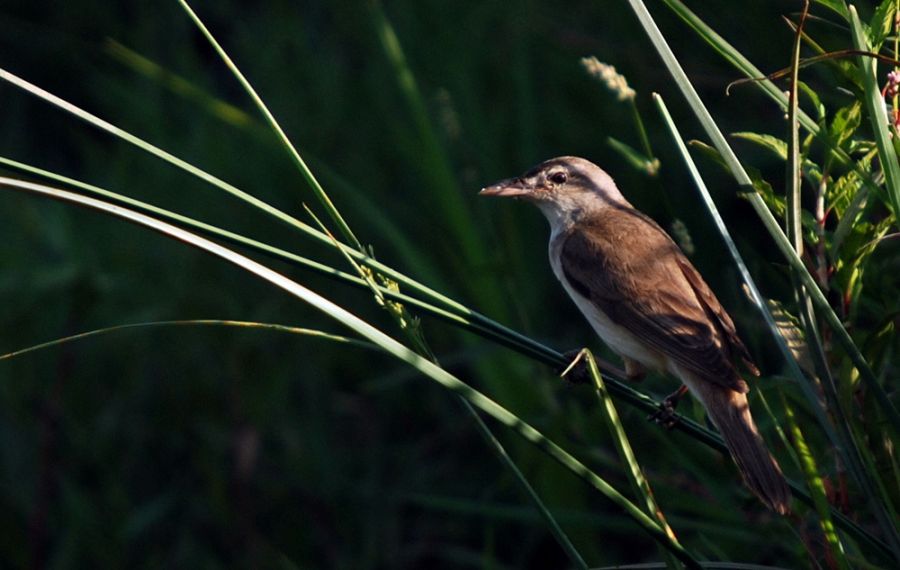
647;385;689;429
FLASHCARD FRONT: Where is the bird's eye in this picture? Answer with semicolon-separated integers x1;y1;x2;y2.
549;172;567;184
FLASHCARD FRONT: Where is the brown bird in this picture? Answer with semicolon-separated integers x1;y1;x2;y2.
481;156;791;514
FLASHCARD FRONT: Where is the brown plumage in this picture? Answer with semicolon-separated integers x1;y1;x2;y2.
481;156;791;514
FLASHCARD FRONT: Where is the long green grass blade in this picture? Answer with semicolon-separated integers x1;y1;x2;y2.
176;0;363;251
850;5;900;222
0;320;380;360
582;351;682;569
0;177;701;568
782;396;850;570
626;0;900;443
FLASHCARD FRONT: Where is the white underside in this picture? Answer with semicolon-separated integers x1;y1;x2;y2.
548;232;667;372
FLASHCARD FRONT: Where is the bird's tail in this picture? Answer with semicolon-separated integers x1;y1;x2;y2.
700;386;791;514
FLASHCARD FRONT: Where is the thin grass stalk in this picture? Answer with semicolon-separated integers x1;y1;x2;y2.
0;177;701;568
626;0;900;441
652;93;892;561
0;320;380;360
462;398;588;570
849;5;900;221
177;0;363;251
652;93;838;447
580;351;682;569
782;394;851;570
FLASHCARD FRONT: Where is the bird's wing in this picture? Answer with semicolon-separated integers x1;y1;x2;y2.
560;210;750;392
674;256;760;376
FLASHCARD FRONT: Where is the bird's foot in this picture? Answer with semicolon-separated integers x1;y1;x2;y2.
647;385;690;429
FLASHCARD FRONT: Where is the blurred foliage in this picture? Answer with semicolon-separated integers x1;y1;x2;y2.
0;0;897;568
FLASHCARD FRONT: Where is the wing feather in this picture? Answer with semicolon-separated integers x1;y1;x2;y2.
560;208;752;392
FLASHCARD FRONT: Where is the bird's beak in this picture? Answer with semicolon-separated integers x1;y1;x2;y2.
479;177;532;198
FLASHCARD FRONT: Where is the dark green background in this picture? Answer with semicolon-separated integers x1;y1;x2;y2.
0;1;869;568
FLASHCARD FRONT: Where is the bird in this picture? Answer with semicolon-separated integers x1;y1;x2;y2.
480;156;791;514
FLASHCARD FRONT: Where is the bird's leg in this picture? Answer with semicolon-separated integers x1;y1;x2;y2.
557;349;628;385
648;384;690;429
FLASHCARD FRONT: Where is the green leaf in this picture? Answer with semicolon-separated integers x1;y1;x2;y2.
813;0;851;20
868;0;897;47
606;136;660;176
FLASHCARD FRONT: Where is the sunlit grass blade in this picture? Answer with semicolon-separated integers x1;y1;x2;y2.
626;0;900;441
782;395;851;570
176;0;362;251
0;177;701;568
0;320;380;361
849;5;900;221
0;67;323;240
579;350;682;569
652;93;892;561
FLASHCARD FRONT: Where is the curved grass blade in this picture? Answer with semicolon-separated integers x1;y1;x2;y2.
0;155;717;443
176;0;362;251
0;177;701;568
0;320;380;361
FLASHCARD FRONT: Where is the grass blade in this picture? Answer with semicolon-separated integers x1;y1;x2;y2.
0;320;380;360
0;177;701;568
581;351;682;569
782;395;851;570
849;4;900;221
176;0;363;251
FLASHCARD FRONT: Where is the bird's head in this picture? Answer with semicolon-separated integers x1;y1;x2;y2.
480;156;628;225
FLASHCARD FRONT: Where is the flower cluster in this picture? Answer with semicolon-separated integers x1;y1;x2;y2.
580;56;635;101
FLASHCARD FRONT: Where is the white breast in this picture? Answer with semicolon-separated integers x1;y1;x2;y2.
548;231;666;371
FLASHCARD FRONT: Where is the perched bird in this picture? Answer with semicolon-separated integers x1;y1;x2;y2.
480;156;790;514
